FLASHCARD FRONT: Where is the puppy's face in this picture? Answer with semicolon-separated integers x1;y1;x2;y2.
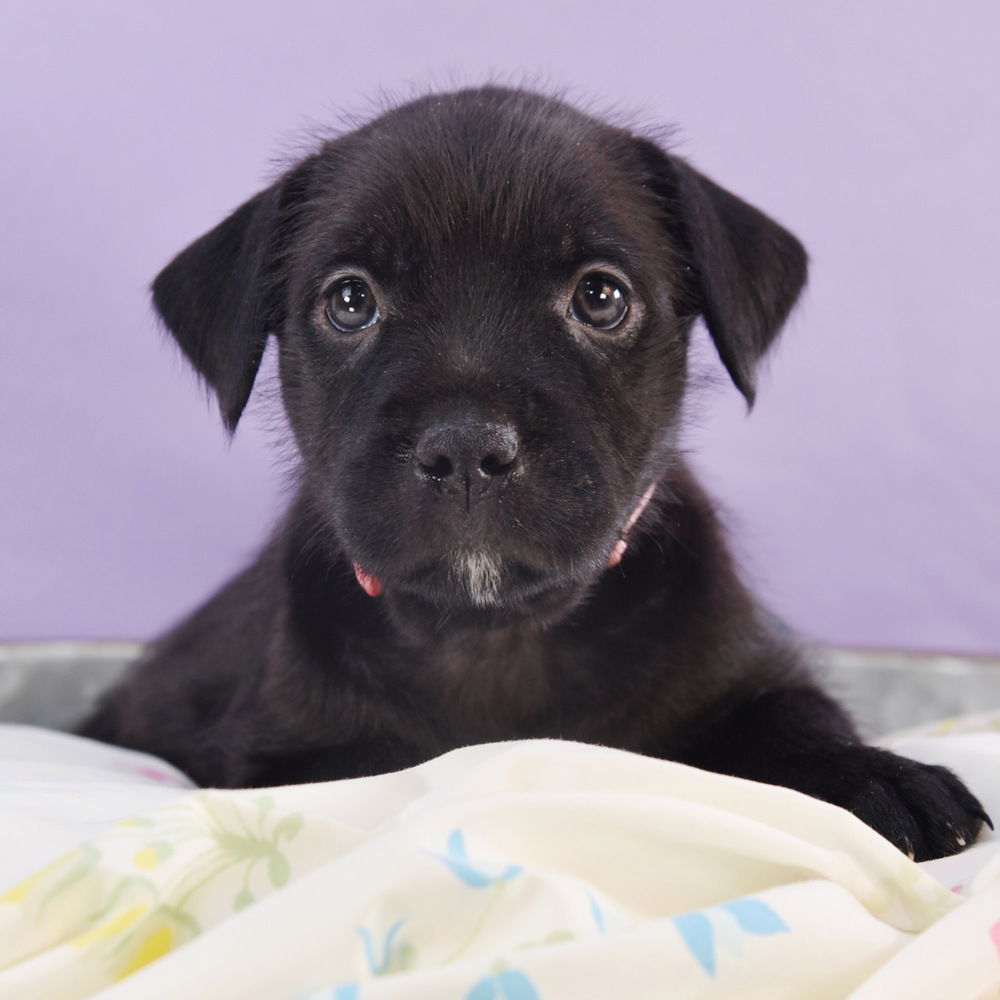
279;96;688;620
152;89;806;629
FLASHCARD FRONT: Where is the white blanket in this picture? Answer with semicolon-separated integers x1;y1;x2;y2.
1;722;999;999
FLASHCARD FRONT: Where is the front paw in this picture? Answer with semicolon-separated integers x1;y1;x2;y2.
835;746;991;861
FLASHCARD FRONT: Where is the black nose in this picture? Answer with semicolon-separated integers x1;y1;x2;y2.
414;418;520;502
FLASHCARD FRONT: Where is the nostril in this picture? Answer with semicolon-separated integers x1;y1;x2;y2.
480;425;520;478
480;452;515;477
420;454;454;480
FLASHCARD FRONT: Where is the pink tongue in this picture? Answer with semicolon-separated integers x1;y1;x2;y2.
352;562;383;597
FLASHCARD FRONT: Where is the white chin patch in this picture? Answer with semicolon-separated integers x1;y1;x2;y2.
451;549;504;607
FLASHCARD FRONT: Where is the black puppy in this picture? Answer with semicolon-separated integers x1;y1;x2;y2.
83;87;987;861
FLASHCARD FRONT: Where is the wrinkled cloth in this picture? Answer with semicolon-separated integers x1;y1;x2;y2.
0;724;999;1000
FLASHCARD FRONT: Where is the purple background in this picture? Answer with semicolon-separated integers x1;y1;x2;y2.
2;1;998;652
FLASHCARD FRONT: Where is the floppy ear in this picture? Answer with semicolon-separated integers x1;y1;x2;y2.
635;140;808;406
151;159;315;432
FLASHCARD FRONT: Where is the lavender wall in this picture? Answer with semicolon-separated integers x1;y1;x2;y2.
2;1;998;651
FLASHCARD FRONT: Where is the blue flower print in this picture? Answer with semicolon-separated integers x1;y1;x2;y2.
674;897;789;976
358;919;407;975
464;969;541;1000
675;911;717;976
586;891;607;933
430;829;522;889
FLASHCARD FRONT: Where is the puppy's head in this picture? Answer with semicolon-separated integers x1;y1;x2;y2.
153;88;806;627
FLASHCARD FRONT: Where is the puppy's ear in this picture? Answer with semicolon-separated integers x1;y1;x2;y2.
635;140;808;406
152;158;315;432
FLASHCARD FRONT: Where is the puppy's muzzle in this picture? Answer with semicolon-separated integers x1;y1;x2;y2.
414;417;520;507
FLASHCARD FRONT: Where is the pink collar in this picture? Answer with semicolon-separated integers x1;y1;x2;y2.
354;479;660;596
606;480;659;568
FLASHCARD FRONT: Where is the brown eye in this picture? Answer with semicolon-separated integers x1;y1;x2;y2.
325;277;379;332
570;272;628;329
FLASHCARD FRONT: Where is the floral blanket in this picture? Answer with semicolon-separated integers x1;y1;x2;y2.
1;722;999;999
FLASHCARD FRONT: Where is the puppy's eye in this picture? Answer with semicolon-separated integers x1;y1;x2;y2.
325;277;380;332
570;273;629;330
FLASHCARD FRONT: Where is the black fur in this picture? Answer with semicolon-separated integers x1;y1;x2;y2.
82;88;988;861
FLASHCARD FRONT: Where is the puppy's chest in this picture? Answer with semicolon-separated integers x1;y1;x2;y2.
414;628;649;745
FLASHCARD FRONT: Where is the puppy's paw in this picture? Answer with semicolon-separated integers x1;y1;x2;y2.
836;746;991;861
